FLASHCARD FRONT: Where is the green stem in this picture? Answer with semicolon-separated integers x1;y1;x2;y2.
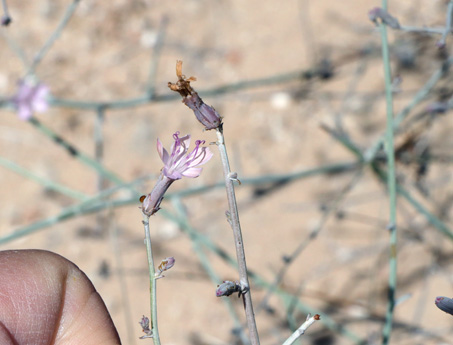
379;16;398;345
0;162;358;245
29;117;124;186
0;156;88;201
142;214;161;345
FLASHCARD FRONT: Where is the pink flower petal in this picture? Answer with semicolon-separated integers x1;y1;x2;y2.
157;138;169;164
182;167;203;178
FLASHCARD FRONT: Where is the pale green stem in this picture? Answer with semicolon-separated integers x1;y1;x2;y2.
379;14;398;345
142;214;161;345
27;0;80;75
364;59;453;163
0;161;358;245
0;156;88;201
28;117;124;185
215;126;260;345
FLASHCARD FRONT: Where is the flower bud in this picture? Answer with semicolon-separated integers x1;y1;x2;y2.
182;92;222;130
216;280;241;297
435;296;453;315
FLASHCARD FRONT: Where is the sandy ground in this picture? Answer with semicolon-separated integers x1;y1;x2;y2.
1;1;453;344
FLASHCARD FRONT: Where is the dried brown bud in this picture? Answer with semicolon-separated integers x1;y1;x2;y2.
168;60;222;130
139;315;153;339
314;314;321;320
155;257;175;278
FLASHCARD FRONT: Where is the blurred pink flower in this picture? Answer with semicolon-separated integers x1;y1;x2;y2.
13;80;49;120
158;131;213;180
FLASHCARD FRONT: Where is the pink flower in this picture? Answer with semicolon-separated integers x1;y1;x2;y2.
12;80;49;120
140;131;213;217
157;131;213;180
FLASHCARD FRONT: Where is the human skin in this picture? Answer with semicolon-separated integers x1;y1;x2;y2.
0;250;121;345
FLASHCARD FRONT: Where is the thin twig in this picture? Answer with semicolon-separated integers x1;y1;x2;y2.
398;26;445;34
379;12;398;344
0;161;358;245
0;155;89;200
282;314;320;345
28;117;124;185
28;0;80;75
257;168;363;314
364;58;453;163
47;54;360;111
172;198;250;345
215;125;260;345
437;0;453;48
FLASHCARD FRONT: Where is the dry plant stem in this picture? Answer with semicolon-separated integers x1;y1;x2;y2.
215;126;260;345
282;314;320;345
142;214;161;345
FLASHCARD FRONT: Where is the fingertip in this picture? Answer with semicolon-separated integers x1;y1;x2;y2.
0;250;121;345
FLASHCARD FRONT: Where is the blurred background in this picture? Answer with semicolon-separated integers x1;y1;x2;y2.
1;1;453;344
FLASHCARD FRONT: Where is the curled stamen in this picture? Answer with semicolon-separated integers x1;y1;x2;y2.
157;131;213;180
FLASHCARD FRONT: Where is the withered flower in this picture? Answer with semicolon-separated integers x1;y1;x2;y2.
168;61;222;130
